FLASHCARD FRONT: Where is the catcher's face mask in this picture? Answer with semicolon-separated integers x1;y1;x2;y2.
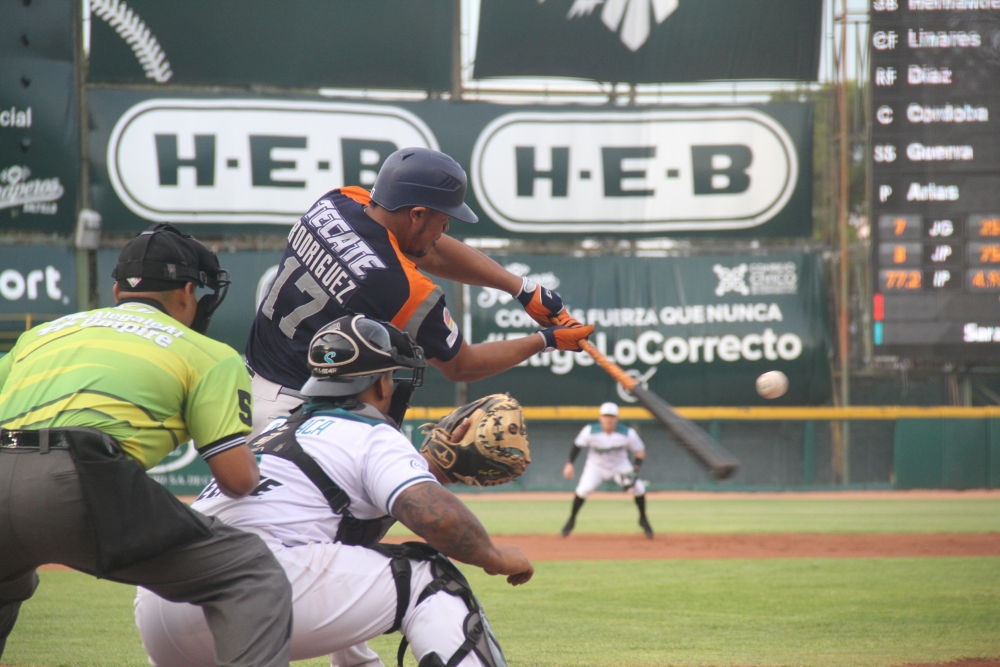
387;375;417;427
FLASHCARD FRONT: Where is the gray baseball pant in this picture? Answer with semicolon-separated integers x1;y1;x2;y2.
0;447;293;667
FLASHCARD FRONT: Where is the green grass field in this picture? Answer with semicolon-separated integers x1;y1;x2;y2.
4;497;1000;667
387;496;1000;537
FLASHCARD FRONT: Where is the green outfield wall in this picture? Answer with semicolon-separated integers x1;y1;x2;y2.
894;418;1000;490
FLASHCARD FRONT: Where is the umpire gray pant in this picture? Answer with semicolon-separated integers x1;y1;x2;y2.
0;447;293;667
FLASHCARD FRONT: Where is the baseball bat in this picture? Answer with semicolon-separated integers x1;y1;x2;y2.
576;338;740;480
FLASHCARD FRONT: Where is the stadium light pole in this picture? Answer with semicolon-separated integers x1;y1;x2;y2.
451;0;462;100
75;0;96;311
837;0;851;485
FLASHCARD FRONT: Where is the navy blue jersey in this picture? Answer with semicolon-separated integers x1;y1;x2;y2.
246;187;462;389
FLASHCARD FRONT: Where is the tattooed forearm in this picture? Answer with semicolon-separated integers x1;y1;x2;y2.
393;482;495;567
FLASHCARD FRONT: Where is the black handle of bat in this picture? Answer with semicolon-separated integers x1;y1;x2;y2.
631;386;740;480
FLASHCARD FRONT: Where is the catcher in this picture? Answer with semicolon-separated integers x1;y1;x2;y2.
135;315;531;667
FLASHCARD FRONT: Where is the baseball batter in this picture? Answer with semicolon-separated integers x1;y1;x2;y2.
243;147;586;667
135;315;532;667
561;402;653;539
246;146;592;439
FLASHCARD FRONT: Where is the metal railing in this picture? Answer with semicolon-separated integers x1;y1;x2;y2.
406;405;1000;421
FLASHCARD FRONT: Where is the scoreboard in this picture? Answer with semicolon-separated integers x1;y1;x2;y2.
870;0;1000;362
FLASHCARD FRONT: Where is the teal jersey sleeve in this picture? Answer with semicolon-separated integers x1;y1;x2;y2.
185;354;253;456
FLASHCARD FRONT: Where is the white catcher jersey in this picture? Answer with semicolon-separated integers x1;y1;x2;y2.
574;422;645;469
194;406;438;547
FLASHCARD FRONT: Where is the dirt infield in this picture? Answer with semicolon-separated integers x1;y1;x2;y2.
383;532;1000;561
40;489;1000;572
36;531;999;572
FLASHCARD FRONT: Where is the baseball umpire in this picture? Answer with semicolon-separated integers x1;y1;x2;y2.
561;402;654;539
0;224;293;667
245;146;592;438
135;314;533;667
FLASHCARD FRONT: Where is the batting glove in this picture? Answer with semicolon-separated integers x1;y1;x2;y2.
516;277;565;326
538;321;594;352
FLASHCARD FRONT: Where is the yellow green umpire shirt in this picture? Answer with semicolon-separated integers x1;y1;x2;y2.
0;299;253;470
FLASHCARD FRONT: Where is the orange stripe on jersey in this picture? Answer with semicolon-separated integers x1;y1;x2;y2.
386;231;438;332
340;186;371;206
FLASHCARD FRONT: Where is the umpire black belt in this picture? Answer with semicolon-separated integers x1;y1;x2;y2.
0;428;72;453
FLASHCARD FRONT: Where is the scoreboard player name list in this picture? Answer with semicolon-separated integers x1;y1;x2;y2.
870;0;1000;358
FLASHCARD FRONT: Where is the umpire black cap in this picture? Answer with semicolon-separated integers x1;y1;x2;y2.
301;314;426;398
369;147;478;224
113;223;222;292
112;224;231;334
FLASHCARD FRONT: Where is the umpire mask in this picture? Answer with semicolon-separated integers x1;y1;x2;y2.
113;224;231;335
188;241;230;335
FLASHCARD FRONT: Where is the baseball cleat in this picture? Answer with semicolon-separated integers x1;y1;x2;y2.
639;517;654;539
560;518;575;537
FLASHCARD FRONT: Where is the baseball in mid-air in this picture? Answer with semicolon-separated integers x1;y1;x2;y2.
756;371;789;399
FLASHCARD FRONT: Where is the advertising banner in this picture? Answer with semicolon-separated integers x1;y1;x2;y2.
0;244;77;353
466;253;831;406
0;0;78;234
86;0;453;91
0;245;77;315
89;90;813;237
474;0;823;83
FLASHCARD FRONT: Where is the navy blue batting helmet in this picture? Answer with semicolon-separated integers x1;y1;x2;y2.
370;147;478;223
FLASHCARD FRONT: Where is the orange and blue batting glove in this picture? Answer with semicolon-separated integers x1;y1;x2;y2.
516;277;565;326
538;320;594;352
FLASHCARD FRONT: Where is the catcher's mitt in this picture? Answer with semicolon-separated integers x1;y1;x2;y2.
420;393;530;487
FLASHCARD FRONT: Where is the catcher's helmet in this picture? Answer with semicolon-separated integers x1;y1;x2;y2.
300;314;427;398
369;147;478;223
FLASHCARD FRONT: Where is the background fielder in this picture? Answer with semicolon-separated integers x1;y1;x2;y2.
561;402;653;539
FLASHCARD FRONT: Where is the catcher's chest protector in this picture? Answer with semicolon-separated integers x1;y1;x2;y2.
248;406;396;546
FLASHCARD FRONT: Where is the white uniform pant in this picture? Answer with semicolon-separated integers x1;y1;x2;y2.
575;458;646;498
135;540;486;667
250;374;306;441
